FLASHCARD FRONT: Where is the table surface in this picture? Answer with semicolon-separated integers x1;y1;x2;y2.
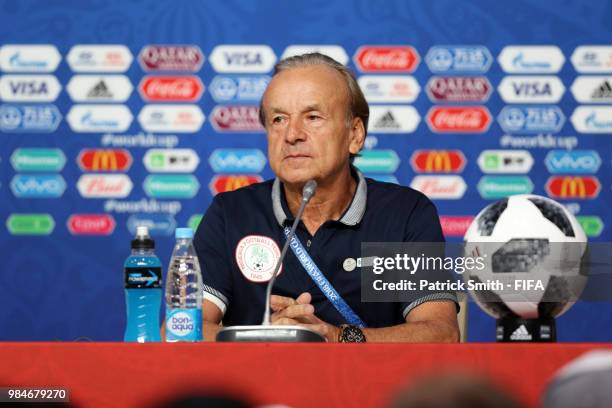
0;342;610;408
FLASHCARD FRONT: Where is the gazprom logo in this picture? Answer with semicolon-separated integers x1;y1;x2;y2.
208;75;270;102
208;149;267;173
544;150;601;174
497;106;565;134
0;104;61;132
10;174;66;198
0;45;61;72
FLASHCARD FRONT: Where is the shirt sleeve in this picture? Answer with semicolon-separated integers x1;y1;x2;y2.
193;194;232;316
400;193;459;319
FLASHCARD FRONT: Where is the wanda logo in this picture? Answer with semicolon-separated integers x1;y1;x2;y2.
139;76;203;102
426;106;491;133
354;46;419;72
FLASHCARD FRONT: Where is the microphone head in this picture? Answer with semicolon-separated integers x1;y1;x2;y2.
302;180;318;201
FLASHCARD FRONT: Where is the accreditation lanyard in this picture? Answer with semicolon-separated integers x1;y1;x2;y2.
283;227;367;328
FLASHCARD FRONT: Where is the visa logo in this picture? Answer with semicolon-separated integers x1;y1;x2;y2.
545;150;601;174
224;52;263;66
512;82;551;96
9;81;49;95
10;174;66;197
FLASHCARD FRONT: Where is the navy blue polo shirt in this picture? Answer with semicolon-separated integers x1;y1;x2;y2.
194;169;457;328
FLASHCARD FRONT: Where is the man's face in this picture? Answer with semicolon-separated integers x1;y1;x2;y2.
261;64;364;185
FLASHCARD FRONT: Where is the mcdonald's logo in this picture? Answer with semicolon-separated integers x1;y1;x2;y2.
410;150;466;173
545;176;600;199
209;175;263;195
78;149;132;172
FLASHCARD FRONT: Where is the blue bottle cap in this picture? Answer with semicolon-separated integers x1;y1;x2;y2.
175;227;193;239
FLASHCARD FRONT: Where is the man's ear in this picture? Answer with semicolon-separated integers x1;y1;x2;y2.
348;117;366;155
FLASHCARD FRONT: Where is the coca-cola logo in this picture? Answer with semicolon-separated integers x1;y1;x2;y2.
139;76;203;102
354;46;420;73
210;105;264;132
139;45;204;72
426;106;491;133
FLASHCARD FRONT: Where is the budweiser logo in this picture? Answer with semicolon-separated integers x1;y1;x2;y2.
139;76;203;101
410;176;467;199
77;174;133;198
427;106;491;133
354;46;419;72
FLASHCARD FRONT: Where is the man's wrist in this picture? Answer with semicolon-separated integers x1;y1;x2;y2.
337;324;367;343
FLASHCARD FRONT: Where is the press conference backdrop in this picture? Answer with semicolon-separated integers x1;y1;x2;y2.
1;0;611;342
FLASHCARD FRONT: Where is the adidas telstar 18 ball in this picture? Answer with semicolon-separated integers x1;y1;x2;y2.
463;194;588;320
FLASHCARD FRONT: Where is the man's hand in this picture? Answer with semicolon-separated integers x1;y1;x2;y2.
270;292;339;342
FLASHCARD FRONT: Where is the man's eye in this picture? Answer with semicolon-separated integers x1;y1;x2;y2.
307;115;321;121
272;116;284;124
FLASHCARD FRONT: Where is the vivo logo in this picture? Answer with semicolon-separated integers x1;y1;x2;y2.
208;148;267;173
545;150;601;174
10;174;66;198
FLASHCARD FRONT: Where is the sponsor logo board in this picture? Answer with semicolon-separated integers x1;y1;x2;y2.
77;149;132;172
143;148;200;173
66;75;133;102
477;176;534;199
209;175;263;195
138;104;204;133
353;46;419;73
209;45;276;73
77;174;133;198
67;105;133;133
358;75;420;103
498;46;565;73
410;150;466;173
67;45;132;72
497;105;565;134
0;104;61;132
498;76;565;103
0;75;61;102
425;46;493;73
10;148;66;172
208;148;266;173
138;75;204;102
0;45;61;72
409;175;467;199
368;105;420;133
208;75;269;102
544;150;601;174
139;45;204;72
477;150;534;174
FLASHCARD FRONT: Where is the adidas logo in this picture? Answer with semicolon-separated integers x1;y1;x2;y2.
509;324;532;341
87;80;113;98
591;80;612;99
373;111;400;129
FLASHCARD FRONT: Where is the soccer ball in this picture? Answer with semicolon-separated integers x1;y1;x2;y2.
463;194;588;320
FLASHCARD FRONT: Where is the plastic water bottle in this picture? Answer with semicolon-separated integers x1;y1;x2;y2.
124;226;162;342
165;227;203;342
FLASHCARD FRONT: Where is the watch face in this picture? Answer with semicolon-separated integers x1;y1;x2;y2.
342;325;366;343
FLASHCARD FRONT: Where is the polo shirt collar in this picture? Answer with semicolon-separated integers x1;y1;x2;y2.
272;167;367;227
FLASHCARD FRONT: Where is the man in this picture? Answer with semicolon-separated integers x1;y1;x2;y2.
194;53;459;342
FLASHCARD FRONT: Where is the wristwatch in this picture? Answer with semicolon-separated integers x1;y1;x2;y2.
338;324;367;343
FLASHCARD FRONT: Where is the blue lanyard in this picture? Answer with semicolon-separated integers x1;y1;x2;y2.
283;227;367;328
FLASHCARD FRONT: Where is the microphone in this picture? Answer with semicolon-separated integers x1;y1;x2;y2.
216;180;326;342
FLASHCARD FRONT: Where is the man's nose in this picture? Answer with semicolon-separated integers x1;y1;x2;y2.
285;119;306;144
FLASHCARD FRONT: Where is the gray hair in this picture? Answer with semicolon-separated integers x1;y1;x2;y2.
258;52;369;134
